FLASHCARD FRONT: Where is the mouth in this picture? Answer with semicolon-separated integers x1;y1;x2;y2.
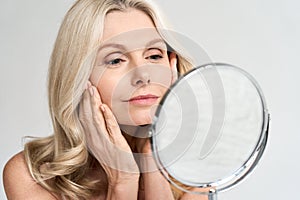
127;94;159;106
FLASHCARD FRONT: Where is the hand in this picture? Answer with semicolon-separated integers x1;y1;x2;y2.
116;124;158;175
79;82;139;186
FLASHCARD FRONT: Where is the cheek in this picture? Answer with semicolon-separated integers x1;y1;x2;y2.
97;84;111;106
95;73;117;107
160;87;168;98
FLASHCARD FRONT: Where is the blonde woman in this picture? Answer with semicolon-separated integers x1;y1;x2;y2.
3;0;206;199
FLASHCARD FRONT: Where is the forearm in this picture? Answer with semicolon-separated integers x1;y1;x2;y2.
139;154;174;200
106;179;139;200
142;171;174;200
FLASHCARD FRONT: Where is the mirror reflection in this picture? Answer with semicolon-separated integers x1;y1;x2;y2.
151;63;269;197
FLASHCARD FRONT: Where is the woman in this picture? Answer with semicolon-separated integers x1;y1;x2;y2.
3;0;204;199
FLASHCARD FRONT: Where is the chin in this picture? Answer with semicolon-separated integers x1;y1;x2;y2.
113;104;158;126
134;107;157;124
127;110;155;126
125;112;152;126
134;118;152;126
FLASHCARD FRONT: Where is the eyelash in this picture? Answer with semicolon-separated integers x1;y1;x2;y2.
146;54;163;60
104;49;164;67
146;48;164;61
105;58;124;66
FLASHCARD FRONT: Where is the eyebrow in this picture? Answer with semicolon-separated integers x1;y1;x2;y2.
145;38;166;47
98;38;167;53
98;43;126;52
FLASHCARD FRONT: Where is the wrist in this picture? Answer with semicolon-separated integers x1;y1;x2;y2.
106;175;139;199
138;154;159;173
136;139;152;154
108;172;140;187
108;176;139;192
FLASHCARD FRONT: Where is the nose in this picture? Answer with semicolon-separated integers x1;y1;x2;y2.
131;68;151;86
129;52;151;86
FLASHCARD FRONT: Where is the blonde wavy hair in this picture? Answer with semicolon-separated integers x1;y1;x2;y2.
24;0;194;199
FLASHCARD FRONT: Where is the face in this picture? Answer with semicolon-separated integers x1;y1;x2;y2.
90;9;173;126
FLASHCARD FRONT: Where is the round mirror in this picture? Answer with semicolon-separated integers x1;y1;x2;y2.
150;63;269;199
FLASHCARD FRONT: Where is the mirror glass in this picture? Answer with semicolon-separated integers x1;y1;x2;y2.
150;63;269;195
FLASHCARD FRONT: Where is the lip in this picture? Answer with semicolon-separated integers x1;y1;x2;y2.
127;94;159;106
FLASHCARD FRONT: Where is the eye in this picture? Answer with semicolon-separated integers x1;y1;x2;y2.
145;48;164;61
106;58;124;65
104;52;126;68
147;54;163;60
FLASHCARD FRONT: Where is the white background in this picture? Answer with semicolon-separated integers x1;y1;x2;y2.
1;0;299;199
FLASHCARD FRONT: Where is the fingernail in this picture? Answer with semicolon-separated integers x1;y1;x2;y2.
100;104;105;112
86;81;92;89
89;87;94;96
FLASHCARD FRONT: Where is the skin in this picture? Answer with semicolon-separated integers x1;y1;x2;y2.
3;8;208;200
84;9;177;199
90;9;175;126
83;9;208;200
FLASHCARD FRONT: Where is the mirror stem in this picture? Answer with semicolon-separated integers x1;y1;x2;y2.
208;189;217;200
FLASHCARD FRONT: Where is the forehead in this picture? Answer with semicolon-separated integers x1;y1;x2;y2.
103;9;156;40
101;9;163;49
100;9;162;50
99;29;166;53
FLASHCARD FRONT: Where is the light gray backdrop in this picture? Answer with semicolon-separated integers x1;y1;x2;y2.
1;0;299;199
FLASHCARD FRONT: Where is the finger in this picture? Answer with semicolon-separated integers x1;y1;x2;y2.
79;81;94;122
169;52;178;84
79;86;106;141
86;80;92;89
79;88;99;149
81;86;112;155
89;86;106;129
89;81;103;104
101;104;133;153
79;88;92;124
100;104;124;141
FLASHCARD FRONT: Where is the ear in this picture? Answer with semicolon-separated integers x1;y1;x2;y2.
169;52;178;84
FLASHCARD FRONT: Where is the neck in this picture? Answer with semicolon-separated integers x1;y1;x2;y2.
119;124;151;150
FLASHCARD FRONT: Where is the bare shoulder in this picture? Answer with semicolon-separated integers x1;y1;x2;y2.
3;151;58;200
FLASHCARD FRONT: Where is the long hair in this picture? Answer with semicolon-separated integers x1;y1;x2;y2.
24;0;194;199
